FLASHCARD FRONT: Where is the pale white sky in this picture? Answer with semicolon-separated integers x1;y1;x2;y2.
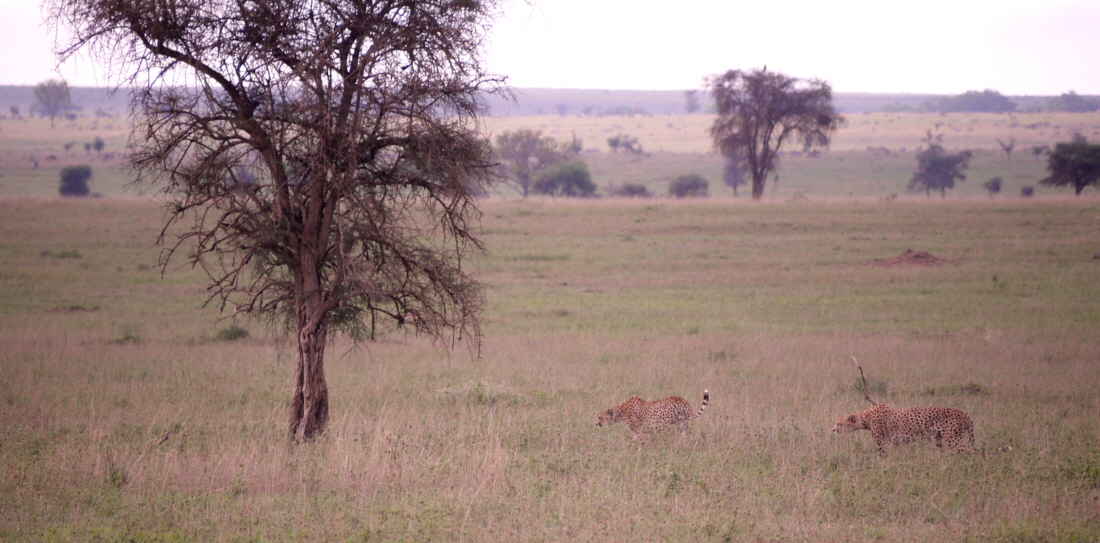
2;0;1098;95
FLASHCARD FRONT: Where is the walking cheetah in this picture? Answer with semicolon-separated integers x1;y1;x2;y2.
832;404;975;454
835;356;974;454
596;390;709;443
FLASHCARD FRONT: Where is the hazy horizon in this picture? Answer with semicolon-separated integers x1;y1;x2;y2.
2;0;1098;95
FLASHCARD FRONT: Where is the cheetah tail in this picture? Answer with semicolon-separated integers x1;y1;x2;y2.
697;389;709;418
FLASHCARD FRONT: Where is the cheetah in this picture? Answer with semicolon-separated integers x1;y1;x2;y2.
832;404;975;454
834;356;974;454
596;390;709;443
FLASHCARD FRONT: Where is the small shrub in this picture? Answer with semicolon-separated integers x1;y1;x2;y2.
532;160;597;197
59;164;92;197
214;324;250;342
112;330;141;344
608;183;650;197
921;382;985;396
668;173;709;198
105;456;128;488
983;177;1002;195
853;377;888;398
41;249;82;259
1020;186;1034;197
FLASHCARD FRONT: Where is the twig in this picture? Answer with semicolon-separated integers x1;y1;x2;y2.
851;355;878;406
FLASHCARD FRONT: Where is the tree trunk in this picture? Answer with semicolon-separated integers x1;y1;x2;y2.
290;310;329;441
751;172;766;200
289;250;330;441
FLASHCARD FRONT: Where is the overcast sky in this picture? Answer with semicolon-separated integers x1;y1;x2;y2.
2;0;1098;95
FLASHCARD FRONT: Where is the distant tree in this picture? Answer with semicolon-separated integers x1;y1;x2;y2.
9;106;18;117
51;0;501;441
608;182;650;197
607;133;643;156
32;79;71;128
532;160;596;197
683;90;701;114
707;68;843;200
563;132;583;156
1031;145;1050;162
934;90;1016;113
83;142;91;155
607;135;621;153
92;136;105;155
1020;186;1034;197
908;131;972;198
1044;91;1100;113
668;173;709;198
1039;134;1100;196
59;164;92;196
722;155;747;196
983;177;1002;196
996;137;1016;161
494;129;568;198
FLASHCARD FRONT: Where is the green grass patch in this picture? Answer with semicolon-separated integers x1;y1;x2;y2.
1;197;1099;541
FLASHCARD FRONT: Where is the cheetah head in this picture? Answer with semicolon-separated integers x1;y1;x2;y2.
596;408;617;427
832;413;864;434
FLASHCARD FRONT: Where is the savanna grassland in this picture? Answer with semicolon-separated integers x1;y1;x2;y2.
4;111;1100;199
2;112;1100;542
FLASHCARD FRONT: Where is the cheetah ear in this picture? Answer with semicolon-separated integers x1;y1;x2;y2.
848;415;857;423
606;408;615;416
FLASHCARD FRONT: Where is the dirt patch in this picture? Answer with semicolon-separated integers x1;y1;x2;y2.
862;249;954;267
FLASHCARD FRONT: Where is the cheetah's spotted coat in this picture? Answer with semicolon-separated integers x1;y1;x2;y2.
596;390;709;443
832;404;974;454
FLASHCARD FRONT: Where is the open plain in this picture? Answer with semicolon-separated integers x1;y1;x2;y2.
1;112;1099;541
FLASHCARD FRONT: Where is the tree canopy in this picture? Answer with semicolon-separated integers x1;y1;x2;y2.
668;173;709;198
1040;134;1100;196
493;129;575;198
1044;91;1100;113
50;0;503;440
931;90;1016;113
908;131;972;198
707;68;843;200
532;160;596;197
32;79;71;128
59;164;92;196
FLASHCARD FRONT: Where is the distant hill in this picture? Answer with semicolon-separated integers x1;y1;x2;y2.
0;85;1068;118
483;89;1057;116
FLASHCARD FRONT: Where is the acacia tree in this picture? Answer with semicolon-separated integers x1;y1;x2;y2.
50;0;502;440
32;79;71;128
493;129;571;198
908;131;972;198
997;137;1016;161
1040;134;1100;196
707;68;843;200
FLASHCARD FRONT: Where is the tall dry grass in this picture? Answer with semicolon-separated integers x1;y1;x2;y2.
2;197;1099;541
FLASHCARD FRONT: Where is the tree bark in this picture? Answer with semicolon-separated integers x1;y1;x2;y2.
289;248;331;441
290;308;330;441
751;173;766;200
